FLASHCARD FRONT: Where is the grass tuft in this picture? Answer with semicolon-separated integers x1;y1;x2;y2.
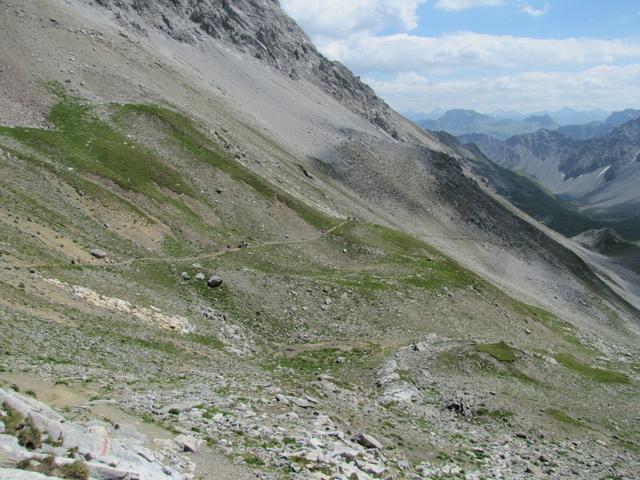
477;342;517;363
554;353;630;384
59;460;90;480
1;401;42;450
546;408;585;428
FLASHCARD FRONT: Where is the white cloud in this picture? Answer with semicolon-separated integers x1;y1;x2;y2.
435;0;506;11
521;4;550;17
319;32;640;75
282;1;640;112
367;64;640;113
280;0;426;38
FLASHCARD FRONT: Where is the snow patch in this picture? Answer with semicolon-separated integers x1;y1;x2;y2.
597;165;611;178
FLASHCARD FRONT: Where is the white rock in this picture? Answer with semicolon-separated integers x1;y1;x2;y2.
307;437;324;449
328;444;359;461
174;434;204;453
0;468;64;480
90;248;108;259
288;396;313;409
357;460;386;476
340;463;375;480
212;413;224;423
0;434;26;464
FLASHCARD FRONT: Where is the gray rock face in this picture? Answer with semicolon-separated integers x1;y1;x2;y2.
91;0;400;139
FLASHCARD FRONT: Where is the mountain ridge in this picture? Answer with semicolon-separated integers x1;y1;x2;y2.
418;108;558;139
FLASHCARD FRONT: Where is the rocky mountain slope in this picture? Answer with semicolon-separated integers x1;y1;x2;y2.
93;0;410;141
1;0;639;479
461;119;640;232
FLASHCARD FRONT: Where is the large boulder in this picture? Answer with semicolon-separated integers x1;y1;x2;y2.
351;433;383;450
207;275;223;288
174;434;204;453
89;248;108;259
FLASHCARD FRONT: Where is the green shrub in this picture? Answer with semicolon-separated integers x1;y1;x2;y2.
59;460;90;480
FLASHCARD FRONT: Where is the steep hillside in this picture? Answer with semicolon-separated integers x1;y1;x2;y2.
0;1;639;479
435;132;606;238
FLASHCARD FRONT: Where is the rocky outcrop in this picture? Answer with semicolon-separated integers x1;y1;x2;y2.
573;228;629;254
0;388;192;480
91;0;400;139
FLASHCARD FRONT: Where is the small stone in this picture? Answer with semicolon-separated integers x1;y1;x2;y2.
335;356;346;364
288;396;313;408
207;275;223;288
195;272;205;281
181;271;191;280
90;248;107;259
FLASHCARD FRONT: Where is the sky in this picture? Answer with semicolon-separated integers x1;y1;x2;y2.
280;0;640;115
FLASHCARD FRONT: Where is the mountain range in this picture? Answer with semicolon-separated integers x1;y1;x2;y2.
0;1;639;479
418;109;558;139
461;117;640;230
419;107;640;141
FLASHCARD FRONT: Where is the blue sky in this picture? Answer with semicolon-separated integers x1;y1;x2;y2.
407;1;639;39
281;0;640;114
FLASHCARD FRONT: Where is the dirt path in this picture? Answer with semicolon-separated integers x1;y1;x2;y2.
274;336;414;356
22;221;349;270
